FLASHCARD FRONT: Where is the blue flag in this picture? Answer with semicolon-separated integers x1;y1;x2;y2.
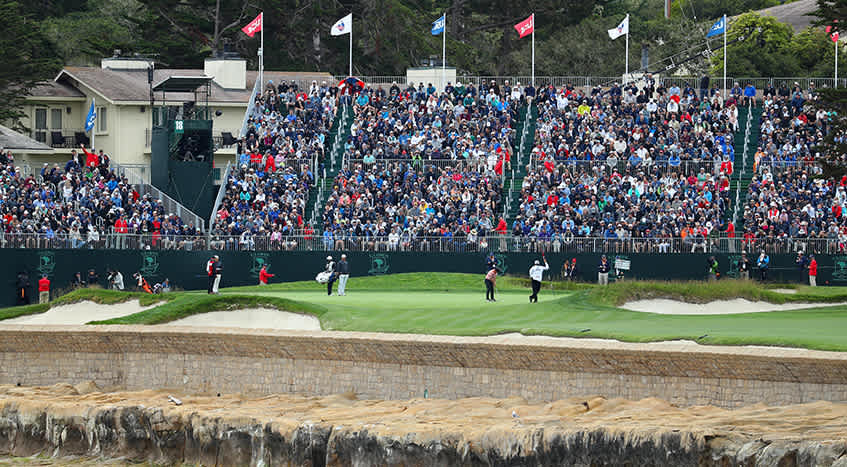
85;100;97;132
431;15;445;35
706;16;725;38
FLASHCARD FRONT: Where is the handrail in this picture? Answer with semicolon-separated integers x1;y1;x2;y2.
208;161;232;230
111;162;207;232
2;232;841;255
239;76;263;139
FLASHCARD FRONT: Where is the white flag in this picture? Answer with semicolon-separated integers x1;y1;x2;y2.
608;15;629;40
331;13;352;36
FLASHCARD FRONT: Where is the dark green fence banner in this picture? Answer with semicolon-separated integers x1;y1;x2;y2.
3;249;845;308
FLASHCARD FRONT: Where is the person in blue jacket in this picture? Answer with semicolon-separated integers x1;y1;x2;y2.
757;250;770;281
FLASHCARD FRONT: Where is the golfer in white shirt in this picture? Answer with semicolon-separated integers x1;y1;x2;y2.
529;258;549;303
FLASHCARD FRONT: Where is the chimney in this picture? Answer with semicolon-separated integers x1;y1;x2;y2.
204;57;247;90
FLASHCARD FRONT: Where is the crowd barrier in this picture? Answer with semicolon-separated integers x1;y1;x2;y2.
2;233;844;256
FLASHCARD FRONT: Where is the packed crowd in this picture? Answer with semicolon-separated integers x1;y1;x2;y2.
739;81;842;250
0;147;200;250
510;76;738;248
318;80;521;250
208;79;334;248
319;160;506;251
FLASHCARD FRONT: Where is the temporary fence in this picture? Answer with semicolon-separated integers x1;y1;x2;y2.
2;232;844;256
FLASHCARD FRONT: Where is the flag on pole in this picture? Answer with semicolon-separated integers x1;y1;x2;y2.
514;14;534;39
706;16;725;38
828;26;840;42
608;15;629;40
241;12;263;38
85;100;97;132
432;15;445;35
331;13;352;36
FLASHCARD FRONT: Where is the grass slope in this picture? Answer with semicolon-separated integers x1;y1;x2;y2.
3;273;847;351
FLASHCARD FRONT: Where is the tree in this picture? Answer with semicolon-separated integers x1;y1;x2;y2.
0;0;62;130
808;0;847;172
710;12;800;77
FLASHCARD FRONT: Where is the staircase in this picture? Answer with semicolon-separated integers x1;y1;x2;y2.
501;102;537;227
305;104;352;228
728;104;762;227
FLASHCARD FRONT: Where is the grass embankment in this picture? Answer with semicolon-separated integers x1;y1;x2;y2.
88;294;326;325
0;288;170;322
3;273;847;351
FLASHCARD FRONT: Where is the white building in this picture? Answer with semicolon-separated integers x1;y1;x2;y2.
10;57;332;179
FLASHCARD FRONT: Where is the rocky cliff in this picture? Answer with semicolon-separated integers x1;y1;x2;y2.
0;384;846;466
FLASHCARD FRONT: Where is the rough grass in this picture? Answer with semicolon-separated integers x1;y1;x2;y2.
89;294;326;325
0;288;170;322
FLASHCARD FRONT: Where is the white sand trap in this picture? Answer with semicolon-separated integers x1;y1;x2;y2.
161;308;321;331
622;298;847;315
771;288;798;294
4;300;152;325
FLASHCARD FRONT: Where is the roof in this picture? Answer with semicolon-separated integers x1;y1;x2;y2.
0;125;53;152
753;0;816;33
47;67;333;104
152;76;213;93
28;81;85;99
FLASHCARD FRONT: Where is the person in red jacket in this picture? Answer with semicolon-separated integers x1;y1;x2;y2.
80;144;98;168
808;255;818;287
38;275;50;304
259;265;274;285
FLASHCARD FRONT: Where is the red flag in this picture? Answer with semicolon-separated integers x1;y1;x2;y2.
241;12;263;38
514;14;534;39
832;31;840;42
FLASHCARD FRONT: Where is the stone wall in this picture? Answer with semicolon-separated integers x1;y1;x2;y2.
1;325;847;408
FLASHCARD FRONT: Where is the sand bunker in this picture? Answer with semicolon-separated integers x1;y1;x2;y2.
4;300;152;325
160;308;321;331
771;288;798;294
621;298;847;314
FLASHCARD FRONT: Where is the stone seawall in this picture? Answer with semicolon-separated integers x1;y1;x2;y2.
1;326;847;408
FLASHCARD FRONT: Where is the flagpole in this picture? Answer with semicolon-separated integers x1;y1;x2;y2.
442;13;446;91
348;15;353;77
531;13;535;87
723;14;727;99
624;14;629;83
259;12;264;92
90;97;95;151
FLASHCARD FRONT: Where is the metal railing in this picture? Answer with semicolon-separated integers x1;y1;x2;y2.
3;232;845;255
320;75;847;93
344;157;496;172
208;161;233;229
240;76;263;139
111;162;206;232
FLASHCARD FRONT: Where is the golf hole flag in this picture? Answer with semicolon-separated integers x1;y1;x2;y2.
432;15;445;35
85;100;96;132
706;16;725;38
608;15;629;40
514;14;534;39
241;12;262;38
332;13;352;36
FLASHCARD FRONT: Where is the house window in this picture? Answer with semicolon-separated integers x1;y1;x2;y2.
34;108;47;143
97;106;107;133
50;108;62;130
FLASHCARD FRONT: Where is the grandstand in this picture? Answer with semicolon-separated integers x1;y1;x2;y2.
2;74;843;255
